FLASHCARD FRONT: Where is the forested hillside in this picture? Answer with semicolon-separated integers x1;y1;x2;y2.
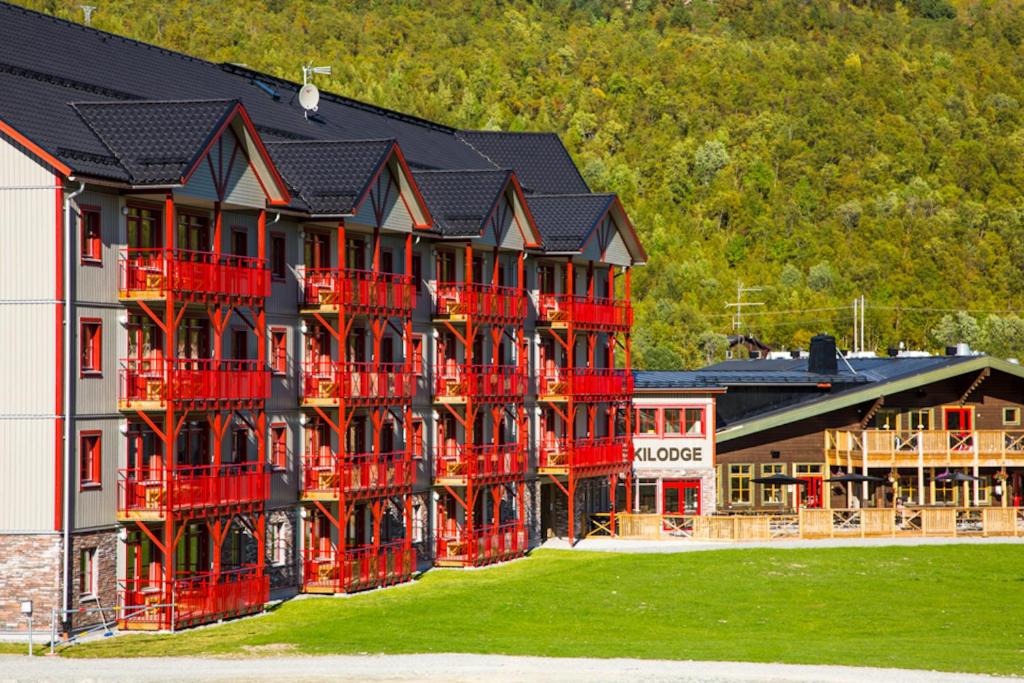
19;0;1024;367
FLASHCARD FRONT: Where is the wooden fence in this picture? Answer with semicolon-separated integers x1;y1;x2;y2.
593;508;1024;541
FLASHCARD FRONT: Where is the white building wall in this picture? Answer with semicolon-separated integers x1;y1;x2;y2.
0;131;59;532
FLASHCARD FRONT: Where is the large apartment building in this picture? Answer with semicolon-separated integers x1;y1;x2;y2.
0;3;645;634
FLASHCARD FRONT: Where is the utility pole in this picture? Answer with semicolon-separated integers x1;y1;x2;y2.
725;281;764;333
79;5;96;25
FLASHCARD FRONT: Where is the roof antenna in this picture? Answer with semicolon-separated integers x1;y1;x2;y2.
299;65;331;119
79;5;97;25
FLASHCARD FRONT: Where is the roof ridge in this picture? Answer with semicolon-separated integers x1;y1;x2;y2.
265;138;396;146
412;168;512;175
528;192;616;199
70;98;238;107
460;130;561;137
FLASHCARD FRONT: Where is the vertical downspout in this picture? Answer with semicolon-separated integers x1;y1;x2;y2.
61;180;85;629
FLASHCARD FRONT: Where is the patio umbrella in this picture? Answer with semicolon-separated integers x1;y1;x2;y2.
826;473;885;483
935;471;981;482
752;473;808;486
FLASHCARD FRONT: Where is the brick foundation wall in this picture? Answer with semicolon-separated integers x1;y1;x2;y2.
68;529;117;632
0;534;61;633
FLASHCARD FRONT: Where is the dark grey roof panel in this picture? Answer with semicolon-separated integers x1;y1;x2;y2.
458;131;589;194
72;99;236;184
266;139;394;216
412;169;512;237
633;371;725;390
526;193;615;252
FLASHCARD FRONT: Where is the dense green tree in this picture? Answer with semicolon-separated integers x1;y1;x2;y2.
22;0;1024;367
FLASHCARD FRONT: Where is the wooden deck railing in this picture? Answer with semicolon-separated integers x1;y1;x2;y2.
825;428;1024;466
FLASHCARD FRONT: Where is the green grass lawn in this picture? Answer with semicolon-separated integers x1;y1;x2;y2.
65;546;1024;675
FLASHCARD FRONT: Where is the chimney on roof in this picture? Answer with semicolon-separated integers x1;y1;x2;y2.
808;334;838;375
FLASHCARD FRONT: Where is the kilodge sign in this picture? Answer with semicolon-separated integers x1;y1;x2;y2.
633;440;711;470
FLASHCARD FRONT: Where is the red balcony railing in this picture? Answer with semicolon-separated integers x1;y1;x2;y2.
302;450;415;498
539;435;629;471
435;282;526;323
302;268;415;316
302;541;415;593
119;358;269;406
120;248;269;302
118;463;269;517
302;361;416;403
119;566;267;629
435;442;526;480
434;362;527;402
537;366;633;401
538;293;632;332
436;522;527;567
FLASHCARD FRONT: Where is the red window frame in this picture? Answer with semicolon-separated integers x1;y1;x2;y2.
271;327;288;375
80;319;102;377
79;430;102;490
270;232;287;281
412;418;424;459
634;405;707;438
79;547;96;597
270;423;287;470
412;334;424;376
411;253;422;294
80;205;102;265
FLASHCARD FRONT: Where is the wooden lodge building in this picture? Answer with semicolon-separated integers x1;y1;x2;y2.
709;336;1024;513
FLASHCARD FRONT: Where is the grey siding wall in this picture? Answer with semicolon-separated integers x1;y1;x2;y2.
72;417;120;529
352;167;414;233
178;129;266;210
74;189;121;305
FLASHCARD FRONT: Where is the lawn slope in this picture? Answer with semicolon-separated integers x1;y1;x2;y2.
68;546;1024;675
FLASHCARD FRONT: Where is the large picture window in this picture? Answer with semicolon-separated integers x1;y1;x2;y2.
761;464;784;504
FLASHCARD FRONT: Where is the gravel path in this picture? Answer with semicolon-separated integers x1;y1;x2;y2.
549;535;1024;553
0;654;1018;683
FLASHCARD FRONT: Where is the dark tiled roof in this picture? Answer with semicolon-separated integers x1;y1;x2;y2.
266;139;394;216
0;2;490;177
526;194;615;252
633;371;724;390
458;131;589;194
412;169;512;237
701;356;966;384
71;99;236;184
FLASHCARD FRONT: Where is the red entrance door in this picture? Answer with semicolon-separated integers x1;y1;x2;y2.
800;477;824;508
662;480;701;516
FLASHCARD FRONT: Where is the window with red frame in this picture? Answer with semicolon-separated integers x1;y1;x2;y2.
80;319;102;376
412;419;424;458
411;334;424;376
270;233;287;280
635;408;658;436
80;207;102;264
79;431;102;489
270;424;287;470
411;253;422;294
271;328;287;375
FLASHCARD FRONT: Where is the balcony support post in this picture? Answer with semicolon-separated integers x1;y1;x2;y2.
917;434;926;506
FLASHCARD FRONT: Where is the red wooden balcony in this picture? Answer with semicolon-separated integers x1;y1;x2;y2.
119;358;269;409
302;450;415;500
539;435;630;474
119;566;268;630
434;362;527;403
436;521;527;567
302;361;416;405
538;293;632;332
302;542;415;594
119;248;269;303
537;366;634;402
117;463;269;521
435;442;526;483
302;268;415;317
435;282;526;324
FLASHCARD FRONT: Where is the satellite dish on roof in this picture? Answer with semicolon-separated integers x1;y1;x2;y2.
299;83;320;113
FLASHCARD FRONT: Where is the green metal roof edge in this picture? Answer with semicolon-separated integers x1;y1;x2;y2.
716;356;1024;443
